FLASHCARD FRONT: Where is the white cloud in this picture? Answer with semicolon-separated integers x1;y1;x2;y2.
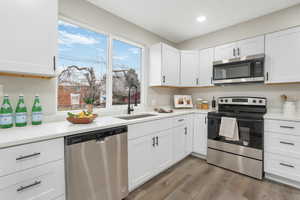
58;21;78;28
113;55;128;60
128;48;140;55
59;30;99;45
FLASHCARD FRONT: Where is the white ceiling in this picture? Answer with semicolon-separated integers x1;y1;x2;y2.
87;0;300;43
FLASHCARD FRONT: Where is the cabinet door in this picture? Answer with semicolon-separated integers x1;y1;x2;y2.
128;135;154;190
237;36;265;57
265;27;300;83
214;42;237;61
154;129;173;174
162;44;180;86
199;48;214;86
0;0;57;76
173;125;186;163
193;114;208;156
180;51;199;86
185;116;193;155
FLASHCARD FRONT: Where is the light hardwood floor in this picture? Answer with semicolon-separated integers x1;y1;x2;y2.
127;156;300;200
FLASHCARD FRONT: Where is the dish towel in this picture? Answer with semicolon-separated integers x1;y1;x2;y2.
219;117;239;141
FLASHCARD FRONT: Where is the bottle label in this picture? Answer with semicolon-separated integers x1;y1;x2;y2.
16;112;27;124
32;112;42;122
1;104;10;109
0;114;13;125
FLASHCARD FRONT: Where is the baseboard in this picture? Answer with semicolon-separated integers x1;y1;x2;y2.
265;173;300;189
191;152;207;160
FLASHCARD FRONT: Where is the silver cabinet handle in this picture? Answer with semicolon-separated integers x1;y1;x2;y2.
280;141;295;146
280;126;295;129
233;48;236;57
184;127;187;135
156;136;159;146
16;152;41;161
152;137;155;147
162;76;166;83
237;48;240;56
280;163;294;168
178;119;184;122
17;180;41;192
196;78;199;85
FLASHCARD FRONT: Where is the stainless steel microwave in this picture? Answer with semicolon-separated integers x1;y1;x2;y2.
212;54;265;84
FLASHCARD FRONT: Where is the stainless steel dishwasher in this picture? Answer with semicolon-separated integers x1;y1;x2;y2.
65;126;128;200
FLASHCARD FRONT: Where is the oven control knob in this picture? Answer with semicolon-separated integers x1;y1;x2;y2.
253;100;257;103
259;100;263;104
225;99;228;103
220;100;223;102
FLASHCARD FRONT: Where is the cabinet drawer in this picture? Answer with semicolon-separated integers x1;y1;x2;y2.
265;120;300;136
265;132;300;158
0;160;65;200
0;138;64;177
128;118;172;140
265;153;300;182
172;115;190;127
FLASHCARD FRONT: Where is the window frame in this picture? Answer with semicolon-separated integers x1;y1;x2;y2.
57;16;145;113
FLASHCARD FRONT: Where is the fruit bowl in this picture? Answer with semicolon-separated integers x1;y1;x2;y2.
67;117;94;124
66;112;97;124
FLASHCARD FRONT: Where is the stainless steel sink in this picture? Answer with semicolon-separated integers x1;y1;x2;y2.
116;113;157;120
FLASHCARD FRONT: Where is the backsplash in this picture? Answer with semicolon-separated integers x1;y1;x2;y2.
177;83;300;113
0;77;57;115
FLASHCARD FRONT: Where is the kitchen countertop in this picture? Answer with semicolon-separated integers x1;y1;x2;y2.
0;109;212;149
264;112;300;122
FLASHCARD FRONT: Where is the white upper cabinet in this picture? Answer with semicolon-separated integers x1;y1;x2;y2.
150;43;180;86
199;48;214;87
265;27;300;84
237;35;265;57
180;51;200;87
214;36;265;61
214;42;237;61
0;0;57;76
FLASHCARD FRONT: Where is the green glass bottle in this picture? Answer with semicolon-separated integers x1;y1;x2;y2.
15;94;27;127
32;95;42;125
0;95;14;128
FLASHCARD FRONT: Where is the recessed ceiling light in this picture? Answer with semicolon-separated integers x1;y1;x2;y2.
197;16;207;23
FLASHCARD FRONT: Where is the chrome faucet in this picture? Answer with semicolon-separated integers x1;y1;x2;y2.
128;84;138;115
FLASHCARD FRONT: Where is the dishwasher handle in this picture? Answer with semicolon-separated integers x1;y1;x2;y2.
65;126;128;145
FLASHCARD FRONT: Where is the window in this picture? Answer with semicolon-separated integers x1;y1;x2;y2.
112;39;142;105
57;20;143;111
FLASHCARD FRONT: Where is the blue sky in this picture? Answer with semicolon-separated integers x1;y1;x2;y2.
58;20;142;80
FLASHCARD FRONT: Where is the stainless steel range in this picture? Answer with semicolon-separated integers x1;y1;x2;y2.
207;97;267;179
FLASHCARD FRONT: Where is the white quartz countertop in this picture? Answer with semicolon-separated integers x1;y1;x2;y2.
264;112;300;122
0;109;211;149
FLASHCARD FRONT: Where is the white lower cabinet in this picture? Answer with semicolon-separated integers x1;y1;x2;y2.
172;115;193;163
0;139;65;200
128;114;195;191
128;134;155;190
0;160;65;200
128;129;173;191
265;119;300;186
192;113;208;156
54;196;65;200
154;130;173;174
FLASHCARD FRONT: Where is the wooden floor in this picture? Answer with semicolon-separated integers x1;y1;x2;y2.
127;156;300;200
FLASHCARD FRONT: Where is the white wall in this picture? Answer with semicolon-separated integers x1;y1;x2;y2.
0;0;176;116
176;4;300;112
177;4;300;50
